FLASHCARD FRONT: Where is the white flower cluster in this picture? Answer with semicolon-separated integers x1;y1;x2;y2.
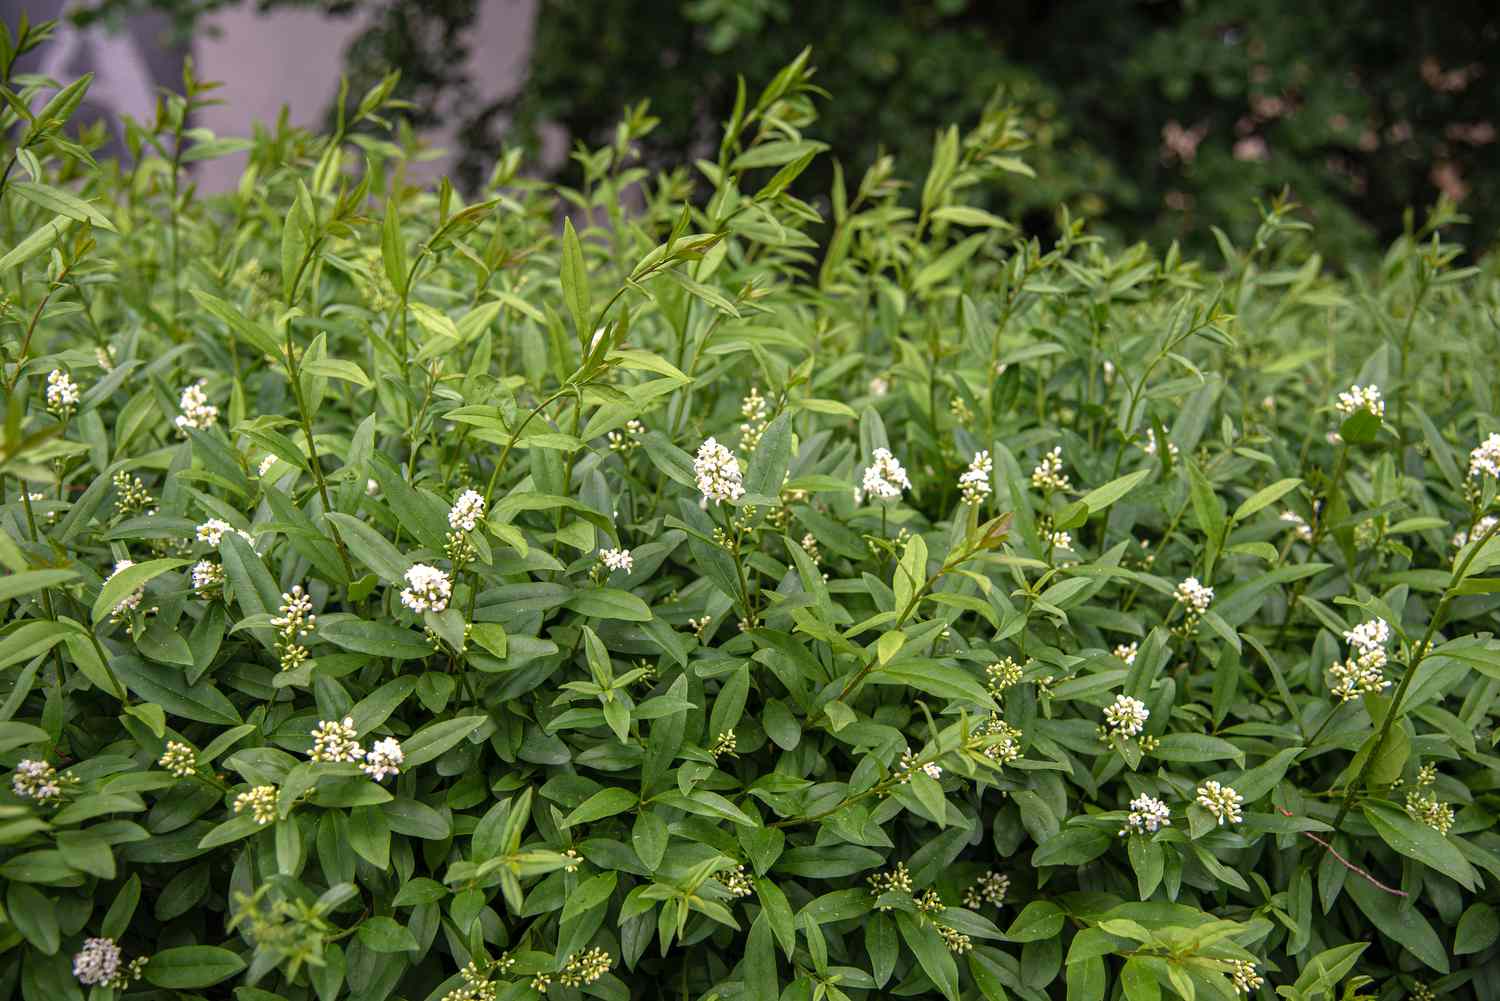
233;784;279;824
448;489;486;533
899;748;943;780
608;419;644;452
1119;794;1172;836
1114;642;1139;665
1174;576;1214;615
72;937;145;989
1329;617;1391;702
257;454;278;477
694;437;745;505
558;947;612;988
600;547;634;572
270;584;316;670
310;716;363;763
962;870;1009;909
1228;960;1263;995
1455;515;1500;550
104;559;149;620
174;380;219;433
11;759;66;803
981;715;1023;765
1469;432;1500;479
190;557;222;588
1030;446;1071;491
862;448;911;500
868;375;890;397
363;737;406;781
1195;780;1244;825
1334;383;1384;418
958;450;992;505
740;386;769;451
158;741;197;777
1103;694;1150;737
400;564;452;614
45;368;80;415
1049;530;1073;550
196;518;253;547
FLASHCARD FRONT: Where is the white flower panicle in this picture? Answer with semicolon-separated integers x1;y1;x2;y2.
1031;446;1071;491
958;450;993;505
962;871;1009;909
1455;514;1499;549
362;737;405;781
982;715;1024;764
1469;432;1500;479
270;584;317;670
1103;694;1150;737
559;947;612;988
986;657;1023;693
310;717;364;763
191;559;224;594
1195;780;1244;825
898;749;942;780
448;489;486;533
234;784;278;824
694;437;745;505
105;559;148;619
1114;642;1139;665
861;447;912;500
1329;617;1392;702
1120;794;1172;836
400;564;452;614
1334;384;1384;418
196;518;253;547
600;547;634;572
257;454;278;477
1174;576;1214;615
1049;530;1073;550
73;937;145;988
740;386;769;450
12;759;66;803
158;741;197;777
174;380;219;433
608;419;644;452
1228;960;1263;995
45;369;80;414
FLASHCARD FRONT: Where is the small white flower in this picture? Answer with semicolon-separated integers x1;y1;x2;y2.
1031;446;1071;491
600;548;634;572
1334;384;1384;419
1141;428;1179;459
45;369;80;413
1280;510;1312;541
362;737;404;781
400;563;452;614
958;450;993;506
174;380;219;433
190;559;224;592
1469;433;1500;479
1103;694;1150;737
257;455;277;477
448;489;486;533
1343;618;1390;655
1049;530;1072;550
1174;576;1213;615
1114;642;1138;665
868;376;890;397
694;437;745;505
11;759;64;803
861;448;911;501
1120;794;1172;836
366;478;380;496
1195;780;1244;825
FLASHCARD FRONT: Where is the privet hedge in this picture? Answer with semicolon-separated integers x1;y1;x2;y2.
1;22;1499;1001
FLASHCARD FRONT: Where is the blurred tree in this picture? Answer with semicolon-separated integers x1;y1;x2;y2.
70;0;1500;261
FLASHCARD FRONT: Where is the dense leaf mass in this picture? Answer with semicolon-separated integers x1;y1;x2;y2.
1;26;1499;1001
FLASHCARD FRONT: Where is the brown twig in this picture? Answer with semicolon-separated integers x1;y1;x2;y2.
1278;808;1406;897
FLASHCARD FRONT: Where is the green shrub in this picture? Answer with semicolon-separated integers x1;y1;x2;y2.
3;25;1500;1001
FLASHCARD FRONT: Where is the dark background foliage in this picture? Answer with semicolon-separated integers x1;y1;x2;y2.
74;0;1500;261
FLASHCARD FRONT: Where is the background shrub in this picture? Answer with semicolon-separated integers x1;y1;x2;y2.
2;24;1500;1001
